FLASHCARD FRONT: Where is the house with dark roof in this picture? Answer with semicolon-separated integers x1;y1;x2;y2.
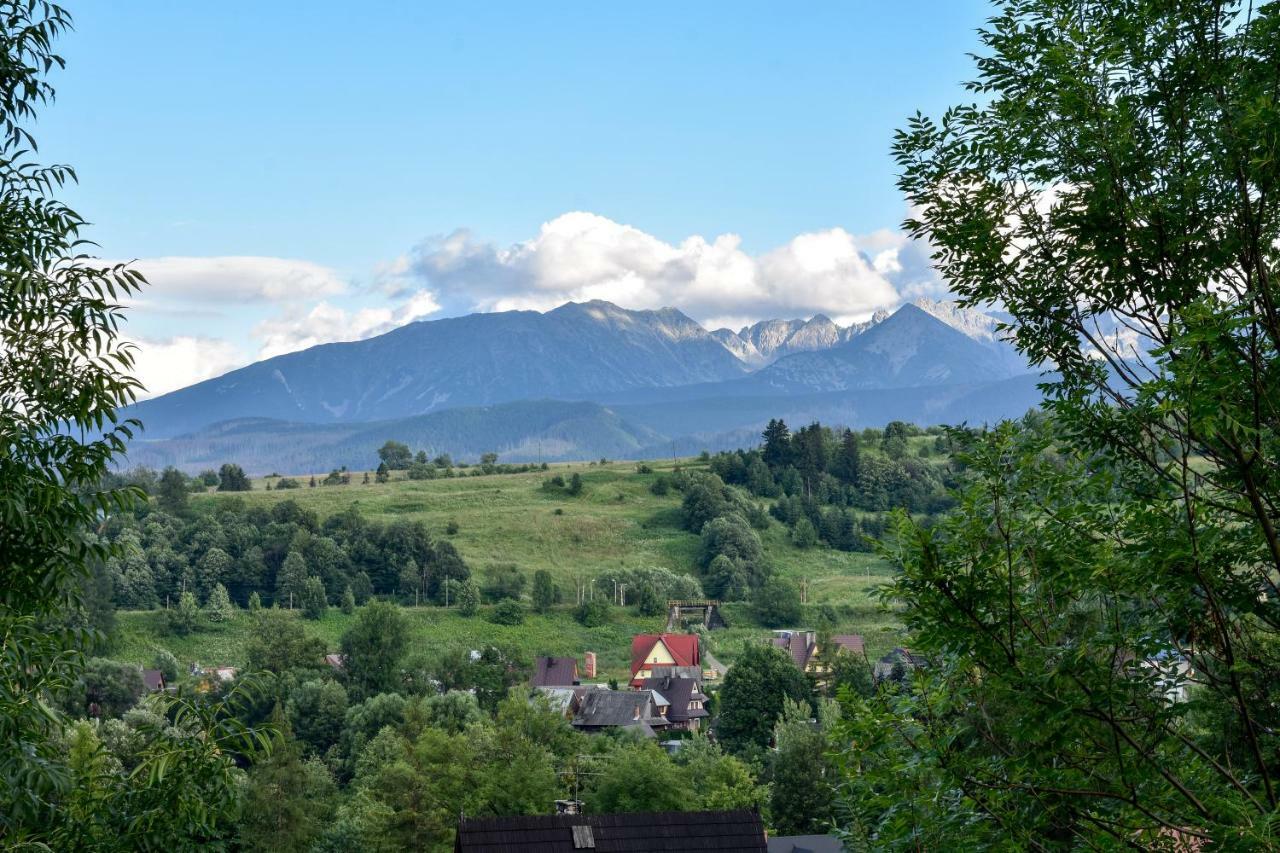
630;634;700;688
640;675;708;732
532;656;579;688
769;631;866;680
873;647;928;684
572;688;670;737
455;808;767;851
140;669;166;692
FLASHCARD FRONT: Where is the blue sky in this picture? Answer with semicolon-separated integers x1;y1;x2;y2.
38;1;990;395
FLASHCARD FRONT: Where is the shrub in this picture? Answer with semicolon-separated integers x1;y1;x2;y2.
152;649;180;684
633;583;666;617
445;519;459;535
751;577;803;628
166;591;201;636
791;518;819;549
275;477;301;489
490;599;525;625
481;563;526;602
456;579;480;617
204;583;235;623
575;598;611;627
301;576;328;620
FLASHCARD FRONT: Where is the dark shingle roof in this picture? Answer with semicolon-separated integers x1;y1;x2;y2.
829;635;865;656
532;656;578;687
640;676;708;724
770;633;816;668
572;689;668;732
140;669;165;691
455;809;767;852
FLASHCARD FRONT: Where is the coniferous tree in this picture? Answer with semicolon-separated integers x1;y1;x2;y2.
216;463;251;492
157;467;189;514
204;583;234;623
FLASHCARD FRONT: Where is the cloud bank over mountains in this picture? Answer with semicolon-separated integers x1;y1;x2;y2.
394;212;943;330
119;212;949;397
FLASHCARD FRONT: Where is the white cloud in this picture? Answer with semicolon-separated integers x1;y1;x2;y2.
127;335;248;399
394;211;932;326
253;289;441;359
116;256;348;306
114;212;955;398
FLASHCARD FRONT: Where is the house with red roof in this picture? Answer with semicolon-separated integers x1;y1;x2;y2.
630;633;700;688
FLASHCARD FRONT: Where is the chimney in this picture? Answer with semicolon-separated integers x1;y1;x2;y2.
584;651;597;679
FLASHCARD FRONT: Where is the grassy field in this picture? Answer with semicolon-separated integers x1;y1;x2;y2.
114;458;906;676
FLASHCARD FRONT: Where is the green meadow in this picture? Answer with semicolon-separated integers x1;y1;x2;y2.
113;458;905;676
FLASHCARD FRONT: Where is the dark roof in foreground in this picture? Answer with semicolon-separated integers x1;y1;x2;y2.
456;809;766;852
532;656;578;687
766;834;843;853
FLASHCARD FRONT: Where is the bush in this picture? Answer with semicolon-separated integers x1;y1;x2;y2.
531;569;558;613
490;599;525;625
166;591;201;636
751;577;803;628
633;583;666;617
301;576;328;620
575;598;611;627
791;518;819;549
445;519;459;535
568;473;584;496
481;563;526;602
153;649;180;684
275;477;301;489
204;583;235;623
456;579;480;617
649;475;672;496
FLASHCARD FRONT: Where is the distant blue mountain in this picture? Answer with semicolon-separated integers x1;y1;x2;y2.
125;300;748;439
120;298;1044;472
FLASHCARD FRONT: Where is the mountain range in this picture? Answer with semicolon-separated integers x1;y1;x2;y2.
122;298;1046;473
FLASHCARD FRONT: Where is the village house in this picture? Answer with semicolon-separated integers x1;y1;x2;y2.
873;647;928;684
629;633;700;688
455;809;767;851
639;674;708;732
571;687;671;737
140;668;166;692
531;655;579;688
770;630;866;680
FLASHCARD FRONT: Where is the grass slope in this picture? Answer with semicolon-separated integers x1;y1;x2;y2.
114;458;905;675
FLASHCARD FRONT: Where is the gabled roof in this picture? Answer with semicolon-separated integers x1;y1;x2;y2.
532;656;578;687
630;634;700;676
648;664;703;682
640;676;709;723
829;635;865;656
770;632;817;669
455;809;767;852
572;689;668;732
140;669;165;691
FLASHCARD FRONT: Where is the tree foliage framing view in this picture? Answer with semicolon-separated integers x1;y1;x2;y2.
0;4;270;846
838;1;1280;848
